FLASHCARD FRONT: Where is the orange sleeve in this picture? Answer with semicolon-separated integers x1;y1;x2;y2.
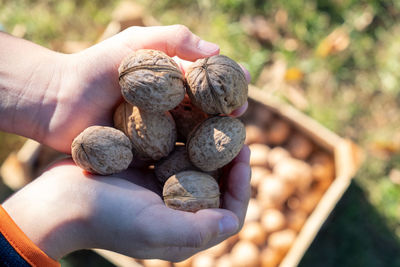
0;205;60;267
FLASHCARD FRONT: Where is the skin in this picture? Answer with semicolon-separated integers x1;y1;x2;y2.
0;25;251;261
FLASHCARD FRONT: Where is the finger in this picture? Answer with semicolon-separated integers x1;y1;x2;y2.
220;161;251;229
49;158;163;195
121;25;220;61
229;101;248;117
239;63;251;83
232;145;251;165
221;145;250;175
173;57;193;75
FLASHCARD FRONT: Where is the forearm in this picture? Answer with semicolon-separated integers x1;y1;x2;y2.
0;32;64;142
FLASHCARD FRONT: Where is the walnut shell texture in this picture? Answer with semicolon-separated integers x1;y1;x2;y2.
170;94;208;142
155;145;195;184
155;145;220;184
163;171;220;212
114;101;177;161
187;116;246;172
186;55;248;115
71;126;133;175
119;49;185;113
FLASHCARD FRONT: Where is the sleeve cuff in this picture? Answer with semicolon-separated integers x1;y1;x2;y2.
0;205;60;267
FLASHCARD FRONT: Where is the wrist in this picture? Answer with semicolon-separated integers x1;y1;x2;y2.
1;172;91;260
0;33;67;144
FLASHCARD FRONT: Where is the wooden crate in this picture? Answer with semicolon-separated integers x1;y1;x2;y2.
246;85;362;267
0;85;361;267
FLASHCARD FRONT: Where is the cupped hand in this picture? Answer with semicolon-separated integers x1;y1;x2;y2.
2;146;251;261
45;25;250;153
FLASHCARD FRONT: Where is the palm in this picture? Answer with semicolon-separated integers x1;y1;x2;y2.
37;143;250;261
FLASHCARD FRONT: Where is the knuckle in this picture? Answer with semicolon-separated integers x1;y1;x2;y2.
184;229;209;248
123;26;142;35
171;24;192;42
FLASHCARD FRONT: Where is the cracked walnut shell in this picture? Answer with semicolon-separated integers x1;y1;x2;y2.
113;101;176;161
187;116;246;172
71;126;133;175
118;49;185;113
163;171;220;212
185;55;248;115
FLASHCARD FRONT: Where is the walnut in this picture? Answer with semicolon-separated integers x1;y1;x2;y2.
257;174;294;209
267;229;296;254
192;254;215;267
162;171;220;212
113;101;176;161
154;145;195;184
267;147;291;168
244;124;268;145
250;166;271;191
249;143;270;166
260;209;286;233
286;132;314;160
185;55;248;115
118;49;185;113
230;240;260;267
169;94;208;142
265;118;291;145
273;158;312;193
260;247;284;267
187;116;246;172
309;151;335;181
154;145;219;184
286;209;308;232
245;198;261;223
238;221;267;246
71;126;133;175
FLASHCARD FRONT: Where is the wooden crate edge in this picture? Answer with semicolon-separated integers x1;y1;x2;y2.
280;139;362;267
248;85;342;152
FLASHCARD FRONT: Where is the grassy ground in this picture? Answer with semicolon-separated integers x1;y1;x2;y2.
1;0;400;266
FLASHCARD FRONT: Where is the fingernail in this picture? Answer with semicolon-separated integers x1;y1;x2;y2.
219;216;238;235
198;40;219;54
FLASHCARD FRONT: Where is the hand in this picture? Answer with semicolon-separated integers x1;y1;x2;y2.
2;146;251;261
41;25;250;153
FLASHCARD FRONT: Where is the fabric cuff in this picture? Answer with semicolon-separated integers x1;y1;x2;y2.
0;205;60;267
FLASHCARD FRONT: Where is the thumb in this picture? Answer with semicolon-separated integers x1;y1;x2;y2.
141;205;239;261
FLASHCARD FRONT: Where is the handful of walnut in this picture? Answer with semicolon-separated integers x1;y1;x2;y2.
71;49;248;212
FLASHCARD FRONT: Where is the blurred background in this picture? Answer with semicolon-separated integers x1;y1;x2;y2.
0;0;400;266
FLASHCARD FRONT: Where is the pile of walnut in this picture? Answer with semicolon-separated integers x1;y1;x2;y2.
138;104;336;267
71;49;248;212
